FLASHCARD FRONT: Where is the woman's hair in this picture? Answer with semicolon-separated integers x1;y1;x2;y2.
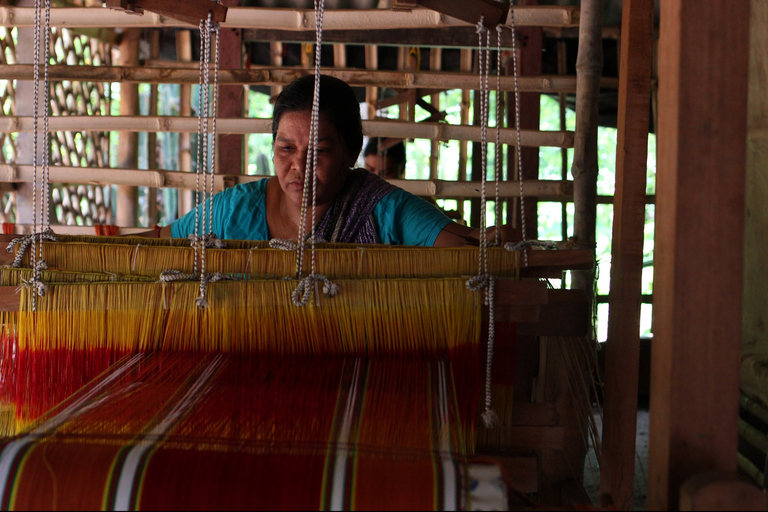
272;74;364;160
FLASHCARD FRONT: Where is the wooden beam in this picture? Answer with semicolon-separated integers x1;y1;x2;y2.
393;0;509;30
649;1;750;509
0;64;610;93
598;0;654;510
105;0;228;26
0;117;574;149
0;6;578;30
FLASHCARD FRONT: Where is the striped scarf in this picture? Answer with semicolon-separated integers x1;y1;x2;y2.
315;169;396;244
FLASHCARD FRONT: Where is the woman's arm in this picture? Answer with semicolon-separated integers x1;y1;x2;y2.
432;222;522;247
135;225;173;238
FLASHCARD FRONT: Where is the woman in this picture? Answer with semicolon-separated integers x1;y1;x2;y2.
154;74;517;247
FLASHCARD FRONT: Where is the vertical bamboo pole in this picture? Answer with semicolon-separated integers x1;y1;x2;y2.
270;41;284;100
570;0;603;307
115;28;140;227
429;48;441;180
147;29;160;225
598;0;654;509
458;48;472;221
649;0;749;509
333;44;346;68
176;29;193;218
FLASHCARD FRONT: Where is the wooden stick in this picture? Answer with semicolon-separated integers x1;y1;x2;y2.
0;64;616;93
0;116;574;148
0;6;579;29
393;0;509;30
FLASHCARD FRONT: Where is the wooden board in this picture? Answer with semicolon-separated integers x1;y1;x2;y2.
598;0;654;509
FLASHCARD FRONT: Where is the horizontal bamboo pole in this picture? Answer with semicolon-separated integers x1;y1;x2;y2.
0;116;574;148
0;6;578;30
0;164;573;198
0;64;621;93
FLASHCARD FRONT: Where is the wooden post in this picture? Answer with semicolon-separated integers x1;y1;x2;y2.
115;28;140;227
649;1;749;509
598;0;654;509
429;48;441;180
217;0;244;178
570;0;603;298
176;29;194;218
742;0;768;422
510;0;542;241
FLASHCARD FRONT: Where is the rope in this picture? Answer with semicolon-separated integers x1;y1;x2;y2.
292;0;337;307
500;4;529;267
468;18;499;428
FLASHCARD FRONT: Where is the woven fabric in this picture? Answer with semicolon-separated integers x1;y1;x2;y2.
0;352;483;511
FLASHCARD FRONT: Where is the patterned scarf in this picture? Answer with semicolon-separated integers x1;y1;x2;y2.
314;168;396;244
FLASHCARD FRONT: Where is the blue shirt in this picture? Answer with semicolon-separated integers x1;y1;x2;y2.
170;178;452;246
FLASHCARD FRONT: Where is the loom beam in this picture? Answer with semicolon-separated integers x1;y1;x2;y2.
105;0;228;27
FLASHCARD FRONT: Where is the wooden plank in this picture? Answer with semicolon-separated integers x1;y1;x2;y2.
0;287;19;313
678;472;766;511
115;28;140;228
649;1;750;509
494;455;539;494
510;401;557;426
495;279;548;306
598;0;654;509
515;289;590;336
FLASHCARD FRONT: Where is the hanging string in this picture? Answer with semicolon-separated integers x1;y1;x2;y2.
500;3;530;266
292;0;338;308
466;17;498;429
160;5;224;308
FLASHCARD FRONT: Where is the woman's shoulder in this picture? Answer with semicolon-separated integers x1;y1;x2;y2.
225;178;269;206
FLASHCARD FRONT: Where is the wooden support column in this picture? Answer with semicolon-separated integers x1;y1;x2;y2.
115;28;140;227
649;1;750;510
217;0;244;177
570;0;603;297
365;45;378;120
429;48;441;180
599;0;654;509
742;0;768;422
509;0;541;240
176;29;194;218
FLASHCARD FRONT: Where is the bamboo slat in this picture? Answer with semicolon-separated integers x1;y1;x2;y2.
0;6;579;30
0;116;574;148
0;64;618;93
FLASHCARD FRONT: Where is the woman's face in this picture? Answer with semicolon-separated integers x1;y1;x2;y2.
272;110;354;210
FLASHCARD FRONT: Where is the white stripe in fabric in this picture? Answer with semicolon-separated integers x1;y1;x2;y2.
0;354;145;508
329;358;362;512
438;361;457;512
112;355;223;512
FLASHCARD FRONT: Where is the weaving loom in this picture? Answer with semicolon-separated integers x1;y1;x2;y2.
0;239;526;510
0;0;599;508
